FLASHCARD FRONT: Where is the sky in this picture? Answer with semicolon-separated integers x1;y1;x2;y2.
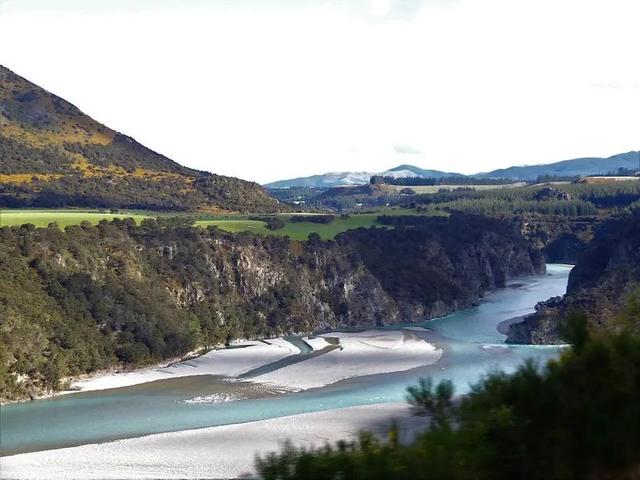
0;0;639;184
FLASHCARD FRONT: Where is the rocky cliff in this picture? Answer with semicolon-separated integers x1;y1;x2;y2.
507;212;640;344
0;214;543;399
514;213;599;264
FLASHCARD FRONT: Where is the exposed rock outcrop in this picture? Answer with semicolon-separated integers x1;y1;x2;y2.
515;214;599;264
506;212;640;344
534;186;573;202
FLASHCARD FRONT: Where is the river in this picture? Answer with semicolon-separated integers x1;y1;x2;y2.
0;264;571;456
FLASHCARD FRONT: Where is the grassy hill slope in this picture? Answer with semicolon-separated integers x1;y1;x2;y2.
0;65;279;212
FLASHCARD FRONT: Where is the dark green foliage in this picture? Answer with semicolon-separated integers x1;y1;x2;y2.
410;182;640;215
407;378;454;429
344;215;544;307
289;215;335;224
0;154;281;212
0;136;73;174
63;134;191;174
309;179;640;214
380;176;516;186
257;312;640;480
311;184;403;211
265;217;286;230
436;198;597;216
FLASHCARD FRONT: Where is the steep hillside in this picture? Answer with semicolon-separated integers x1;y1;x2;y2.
0;213;542;400
0;65;279;212
507;211;640;344
480;151;640;180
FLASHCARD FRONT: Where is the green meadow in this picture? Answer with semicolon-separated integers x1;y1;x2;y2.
1;208;445;240
0;209;152;229
196;213;384;240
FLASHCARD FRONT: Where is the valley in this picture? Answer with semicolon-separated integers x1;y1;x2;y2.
1;57;640;480
1;265;570;478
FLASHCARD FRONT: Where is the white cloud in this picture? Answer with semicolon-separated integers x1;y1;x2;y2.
0;0;638;183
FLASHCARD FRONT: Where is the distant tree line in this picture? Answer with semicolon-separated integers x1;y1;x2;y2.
289;215;336;224
405;183;640;216
371;176;519;186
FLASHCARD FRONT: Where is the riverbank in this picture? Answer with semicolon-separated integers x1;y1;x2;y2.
65;330;442;394
0;265;572;465
496;315;528;336
68;338;302;393
2;402;426;479
1;329;441;405
253;330;442;390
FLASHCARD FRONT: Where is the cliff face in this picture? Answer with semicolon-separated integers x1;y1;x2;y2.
515;214;599;264
0;214;543;399
507;212;640;344
340;215;544;323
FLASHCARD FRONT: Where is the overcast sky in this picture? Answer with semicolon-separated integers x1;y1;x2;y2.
1;0;638;183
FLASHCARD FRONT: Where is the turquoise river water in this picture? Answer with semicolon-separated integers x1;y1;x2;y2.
0;264;572;456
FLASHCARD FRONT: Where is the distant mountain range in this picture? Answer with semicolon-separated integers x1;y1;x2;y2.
265;152;640;188
265;165;463;189
477;151;640;180
0;65;279;212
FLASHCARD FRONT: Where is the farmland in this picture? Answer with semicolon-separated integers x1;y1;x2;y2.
0;208;446;240
0;209;152;229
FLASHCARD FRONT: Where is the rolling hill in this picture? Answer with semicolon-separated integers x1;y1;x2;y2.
479;151;640;180
0;65;279;212
265;171;374;189
266;153;639;189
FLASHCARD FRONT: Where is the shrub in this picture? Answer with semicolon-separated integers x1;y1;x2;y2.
265;217;286;230
290;215;335;224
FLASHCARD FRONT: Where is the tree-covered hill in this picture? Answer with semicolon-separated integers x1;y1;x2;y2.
0;65;279;212
479;150;640;180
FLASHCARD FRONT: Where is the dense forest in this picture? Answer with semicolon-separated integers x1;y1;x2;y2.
298;177;640;213
0;214;542;401
371;175;519;186
257;309;640;480
0;65;280;212
408;182;640;213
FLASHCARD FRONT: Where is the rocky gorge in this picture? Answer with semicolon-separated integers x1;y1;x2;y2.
0;213;544;400
507;211;640;344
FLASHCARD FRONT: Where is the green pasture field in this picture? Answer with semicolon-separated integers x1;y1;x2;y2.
195;213;382;240
198;209;447;240
0;209;151;229
1;208;446;240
